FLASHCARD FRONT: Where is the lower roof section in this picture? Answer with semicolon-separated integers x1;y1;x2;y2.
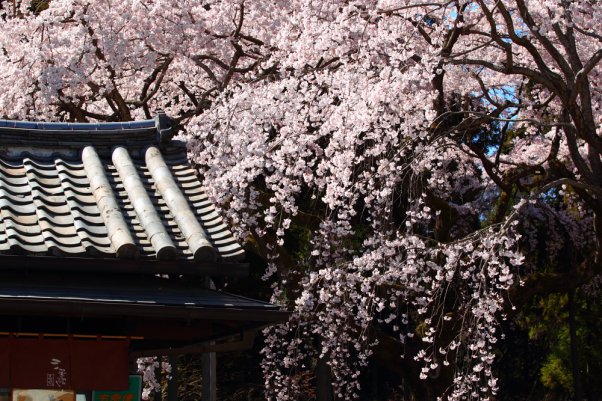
0;273;287;323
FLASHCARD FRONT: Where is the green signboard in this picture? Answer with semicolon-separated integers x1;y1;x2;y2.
92;375;142;401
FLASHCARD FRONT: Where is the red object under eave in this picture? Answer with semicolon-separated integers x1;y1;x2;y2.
0;337;129;391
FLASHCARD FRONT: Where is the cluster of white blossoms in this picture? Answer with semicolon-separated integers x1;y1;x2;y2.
137;357;171;400
187;1;599;400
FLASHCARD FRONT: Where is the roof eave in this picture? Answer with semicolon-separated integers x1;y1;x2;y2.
0;254;249;277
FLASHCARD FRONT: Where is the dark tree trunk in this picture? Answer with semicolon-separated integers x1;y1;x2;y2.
154;362;163;401
316;357;334;401
167;355;180;401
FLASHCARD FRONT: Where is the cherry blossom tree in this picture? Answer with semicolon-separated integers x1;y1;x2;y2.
0;1;600;400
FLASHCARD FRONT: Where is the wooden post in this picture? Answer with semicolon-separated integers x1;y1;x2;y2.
202;351;216;401
202;277;217;401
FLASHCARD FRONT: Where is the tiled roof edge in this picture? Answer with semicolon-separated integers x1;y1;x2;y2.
0;112;176;146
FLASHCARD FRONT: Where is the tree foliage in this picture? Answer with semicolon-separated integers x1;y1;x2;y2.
1;1;601;400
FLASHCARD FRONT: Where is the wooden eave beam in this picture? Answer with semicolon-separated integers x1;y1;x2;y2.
0;298;290;323
131;328;260;357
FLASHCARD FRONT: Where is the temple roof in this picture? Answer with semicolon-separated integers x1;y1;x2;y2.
0;113;244;264
0;115;287;352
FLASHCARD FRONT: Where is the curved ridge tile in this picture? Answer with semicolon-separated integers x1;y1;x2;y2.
0;202;37;217
4;222;44;238
63;194;97;207
0;211;38;227
113;147;176;260
203;221;230;232
217;243;246;255
4;220;46;251
0;170;28;186
21;158;56;170
175;180;202;190
0;158;22;169
7;240;47;254
23;165;58;177
28;178;61;190
40;230;86;246
44;243;86;256
35;203;71;218
36;211;74;227
63;184;95;198
146;146;216;262
72;211;106;226
82;146;138;259
196;210;221;220
74;226;113;245
60;173;92;187
187;193;210;203
107;167;160;259
208;230;241;243
74;233;113;249
0;164;26;178
202;229;230;240
0;192;32;206
54;161;86;176
0;185;30;197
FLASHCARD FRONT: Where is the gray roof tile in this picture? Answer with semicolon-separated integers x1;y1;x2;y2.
0;116;245;264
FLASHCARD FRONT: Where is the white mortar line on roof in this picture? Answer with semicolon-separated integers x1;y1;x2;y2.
112;146;177;260
145;146;216;262
0;294;152;303
82;146;138;259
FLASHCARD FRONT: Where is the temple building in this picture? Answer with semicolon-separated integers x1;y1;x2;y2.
0;113;287;401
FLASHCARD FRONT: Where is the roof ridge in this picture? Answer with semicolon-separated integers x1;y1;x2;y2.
0;112;176;147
